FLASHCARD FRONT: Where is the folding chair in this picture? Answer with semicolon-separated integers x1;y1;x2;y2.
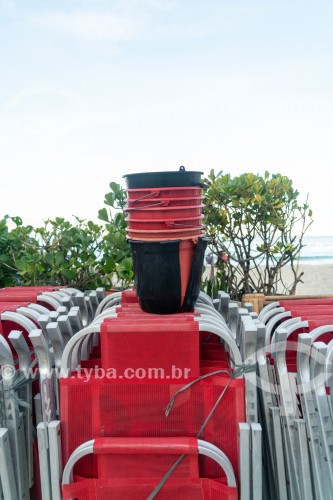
61;437;238;500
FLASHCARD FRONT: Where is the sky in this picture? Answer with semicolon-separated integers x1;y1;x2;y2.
0;0;332;235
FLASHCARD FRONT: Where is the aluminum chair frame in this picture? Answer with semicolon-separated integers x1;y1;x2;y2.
48;420;62;500
236;308;250;347
29;330;57;425
250;423;262;500
297;333;327;499
268;407;288;500
67;306;84;334
0;335;29;499
8;331;34;488
0;428;18;500
260;306;285;326
264;311;292;346
37;294;60;311
258;301;279;322
62;438;237;488
239;422;251;500
271;328;302;500
293;418;313;500
73;293;90;326
95;292;122;317
60;319;242;374
197;290;214;307
28;302;50;314
16;306;42;325
241;323;258;423
228;303;240;340
37;422;52;500
57;315;74;344
310;342;333;490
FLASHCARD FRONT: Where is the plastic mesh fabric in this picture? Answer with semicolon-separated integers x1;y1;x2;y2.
0;291;39;301
200;344;230;362
63;477;237;500
0;286;62;292
60;381;96;478
60;375;245;481
307;319;333;328
269;321;333;371
114;307;199;317
279;298;333;307
0;302;30;310
201;361;228;369
97;453;198;479
200;331;220;343
283;306;333;315
80;338;229;371
31;436;42;500
100;318;200;376
287;329;333;372
0;302;31;347
63;478;98;500
121;289;139;304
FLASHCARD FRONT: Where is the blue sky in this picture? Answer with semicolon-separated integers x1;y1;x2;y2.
1;0;332;234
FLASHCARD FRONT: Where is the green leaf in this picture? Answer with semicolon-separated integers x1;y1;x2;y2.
104;193;115;207
55;252;65;265
11;216;23;226
44;254;54;266
61;269;76;279
98;208;110;223
15;260;28;272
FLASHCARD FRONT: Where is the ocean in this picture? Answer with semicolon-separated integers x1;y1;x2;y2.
299;236;333;265
206;236;333;266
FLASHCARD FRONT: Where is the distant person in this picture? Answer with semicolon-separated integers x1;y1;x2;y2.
206;251;229;266
205;252;214;266
218;251;229;265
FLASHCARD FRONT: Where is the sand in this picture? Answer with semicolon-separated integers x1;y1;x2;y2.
280;264;333;295
203;264;333;296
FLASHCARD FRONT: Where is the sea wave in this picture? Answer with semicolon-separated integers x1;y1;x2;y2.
207;236;333;266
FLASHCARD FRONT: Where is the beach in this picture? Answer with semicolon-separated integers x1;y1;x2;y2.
280;264;333;295
203;263;333;296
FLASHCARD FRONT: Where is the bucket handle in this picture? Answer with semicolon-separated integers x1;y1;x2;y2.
166;222;206;228
166;222;197;228
127;191;161;204
126;200;169;210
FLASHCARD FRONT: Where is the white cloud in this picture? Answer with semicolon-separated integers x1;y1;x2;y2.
37;11;141;41
2;84;90;109
35;1;215;43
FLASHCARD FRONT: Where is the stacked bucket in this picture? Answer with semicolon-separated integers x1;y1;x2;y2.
124;166;209;314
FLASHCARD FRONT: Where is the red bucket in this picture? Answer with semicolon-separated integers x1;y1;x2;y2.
179;239;196;305
126;226;206;241
126;216;204;230
125;204;203;220
126;186;202;201
126;197;203;209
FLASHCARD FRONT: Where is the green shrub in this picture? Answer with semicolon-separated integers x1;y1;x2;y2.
202;170;313;300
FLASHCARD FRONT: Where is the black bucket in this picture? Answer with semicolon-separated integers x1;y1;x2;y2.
123;166;204;189
128;237;209;314
181;236;210;312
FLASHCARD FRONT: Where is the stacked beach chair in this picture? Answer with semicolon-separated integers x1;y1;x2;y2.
0;168;263;499
59;289;245;499
257;298;333;500
0;287;265;499
0;285;104;500
3;287;333;498
9;272;327;499
5;170;333;498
